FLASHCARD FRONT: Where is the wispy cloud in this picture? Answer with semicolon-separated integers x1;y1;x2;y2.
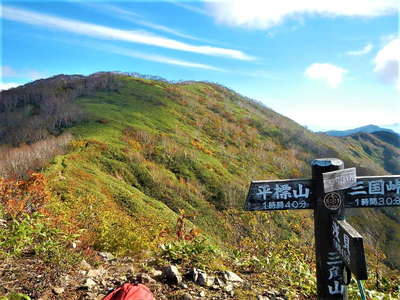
346;43;373;56
1;5;253;61
169;1;210;16
207;0;398;29
304;63;347;88
83;3;209;43
134;20;202;42
102;44;224;71
34;34;224;72
1;65;44;80
373;37;399;90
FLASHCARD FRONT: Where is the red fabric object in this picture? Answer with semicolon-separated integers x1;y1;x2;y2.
102;283;155;300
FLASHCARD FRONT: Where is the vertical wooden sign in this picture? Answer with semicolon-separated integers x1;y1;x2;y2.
332;219;368;280
312;158;347;299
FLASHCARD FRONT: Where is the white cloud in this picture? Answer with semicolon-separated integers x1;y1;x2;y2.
84;3;209;43
1;5;253;61
207;0;398;29
304;63;347;88
346;43;373;56
43;36;224;72
373;38;399;90
0;82;20;91
102;44;224;71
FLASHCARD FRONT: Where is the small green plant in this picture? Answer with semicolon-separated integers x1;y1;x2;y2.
160;237;219;268
159;209;220;267
0;293;31;300
0;210;79;265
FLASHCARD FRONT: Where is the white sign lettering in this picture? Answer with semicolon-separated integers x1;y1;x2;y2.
326;252;344;295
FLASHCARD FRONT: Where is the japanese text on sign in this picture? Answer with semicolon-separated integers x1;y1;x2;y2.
326;252;344;295
346;176;400;208
245;179;313;211
331;219;368;280
332;222;350;265
256;183;310;200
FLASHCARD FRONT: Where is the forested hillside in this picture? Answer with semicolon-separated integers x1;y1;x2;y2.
0;72;399;299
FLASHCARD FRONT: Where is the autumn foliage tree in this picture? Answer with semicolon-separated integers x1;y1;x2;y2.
0;172;50;218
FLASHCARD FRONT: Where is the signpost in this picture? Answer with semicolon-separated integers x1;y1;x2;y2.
245;179;313;211
332;219;367;281
345;176;400;208
244;158;400;300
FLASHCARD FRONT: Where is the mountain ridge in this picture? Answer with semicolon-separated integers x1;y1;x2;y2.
0;72;399;298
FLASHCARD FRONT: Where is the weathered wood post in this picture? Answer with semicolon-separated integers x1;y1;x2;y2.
245;157;399;298
312;158;347;299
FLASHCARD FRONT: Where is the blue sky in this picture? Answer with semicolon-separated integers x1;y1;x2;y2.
1;0;399;131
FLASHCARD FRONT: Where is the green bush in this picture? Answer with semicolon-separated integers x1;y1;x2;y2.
0;210;78;265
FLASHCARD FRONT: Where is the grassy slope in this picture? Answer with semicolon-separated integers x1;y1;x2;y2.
4;74;399;297
48;74;400;258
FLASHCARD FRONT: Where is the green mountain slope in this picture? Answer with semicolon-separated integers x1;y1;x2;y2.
1;72;399;298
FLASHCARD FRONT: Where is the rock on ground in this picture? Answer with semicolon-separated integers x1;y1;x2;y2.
162;265;182;285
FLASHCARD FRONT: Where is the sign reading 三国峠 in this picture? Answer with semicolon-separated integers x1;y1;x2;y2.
332;219;367;280
345;176;400;208
244;161;400;300
245;179;313;211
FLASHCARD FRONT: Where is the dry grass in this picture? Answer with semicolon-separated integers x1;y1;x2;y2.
0;133;73;178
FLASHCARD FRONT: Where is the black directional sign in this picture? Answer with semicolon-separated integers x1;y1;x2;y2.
245;179;313;211
323;168;356;193
244;158;400;300
332;219;368;280
345;175;400;208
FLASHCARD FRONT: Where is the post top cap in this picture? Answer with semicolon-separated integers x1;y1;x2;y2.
311;158;343;167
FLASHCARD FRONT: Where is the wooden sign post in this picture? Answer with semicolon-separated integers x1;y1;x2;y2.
332;219;367;281
244;158;400;300
312;159;347;299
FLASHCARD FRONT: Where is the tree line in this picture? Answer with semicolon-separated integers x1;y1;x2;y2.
0;72;121;146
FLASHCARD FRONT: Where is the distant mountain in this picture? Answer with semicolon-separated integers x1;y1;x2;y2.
321;124;397;137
